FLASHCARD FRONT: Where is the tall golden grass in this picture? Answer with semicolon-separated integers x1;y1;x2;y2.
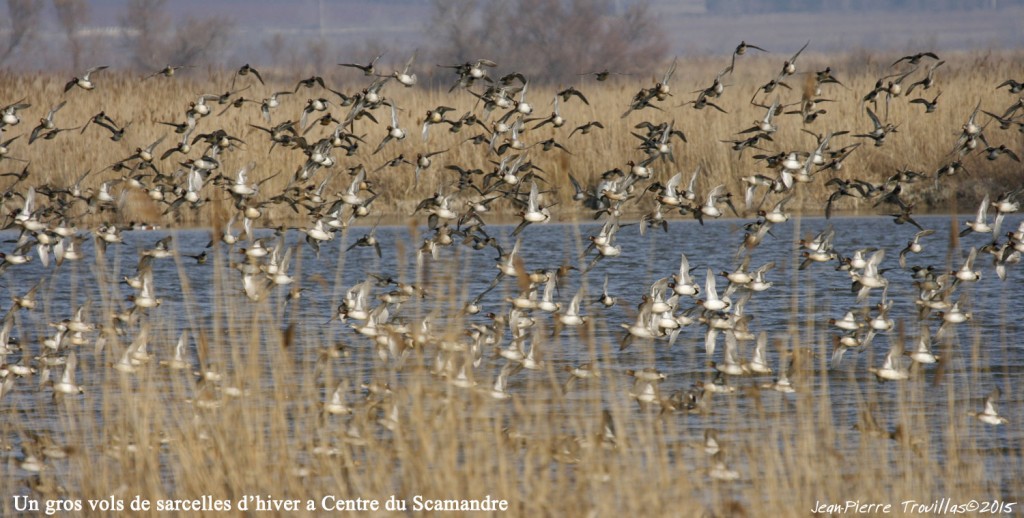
1;235;1020;517
1;50;1022;516
0;49;1021;227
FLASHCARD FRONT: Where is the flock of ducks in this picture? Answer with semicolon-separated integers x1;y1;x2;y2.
0;42;1020;481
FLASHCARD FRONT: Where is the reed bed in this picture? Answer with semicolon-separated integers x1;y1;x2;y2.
1;49;1022;517
0;49;1021;227
0;221;1021;517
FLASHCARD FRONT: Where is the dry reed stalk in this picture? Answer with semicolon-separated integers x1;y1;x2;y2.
0;50;1020;228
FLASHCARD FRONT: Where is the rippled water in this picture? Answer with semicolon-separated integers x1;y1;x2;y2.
2;213;1022;490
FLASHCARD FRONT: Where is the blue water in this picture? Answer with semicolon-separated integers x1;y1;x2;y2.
1;213;1022;494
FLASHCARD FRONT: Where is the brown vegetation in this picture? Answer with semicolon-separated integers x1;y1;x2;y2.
1;45;1022;517
0;240;1019;516
0;50;1021;227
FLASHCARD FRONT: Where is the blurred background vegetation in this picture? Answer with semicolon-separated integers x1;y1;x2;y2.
0;0;1020;80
